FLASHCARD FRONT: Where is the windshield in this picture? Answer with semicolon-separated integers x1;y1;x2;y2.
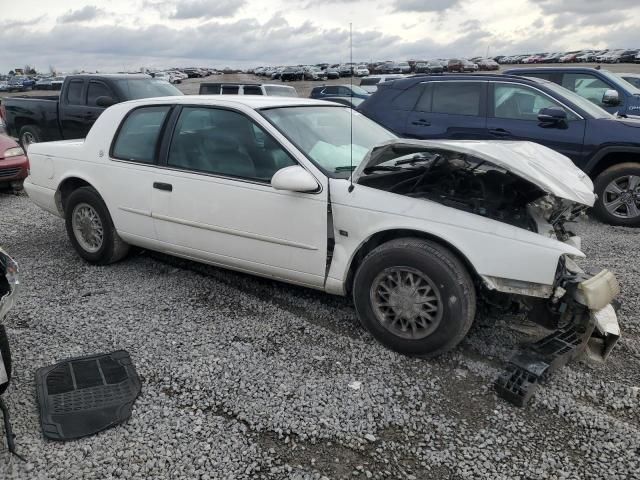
261;106;396;177
114;79;183;99
540;81;612;119
264;85;298;97
350;85;369;95
605;71;640;95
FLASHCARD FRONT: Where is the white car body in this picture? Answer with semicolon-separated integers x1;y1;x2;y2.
23;96;620;362
355;66;370;77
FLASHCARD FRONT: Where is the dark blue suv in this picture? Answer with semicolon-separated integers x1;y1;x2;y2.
358;74;640;226
309;84;370;100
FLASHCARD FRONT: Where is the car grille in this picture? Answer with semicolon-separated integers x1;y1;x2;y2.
0;167;21;178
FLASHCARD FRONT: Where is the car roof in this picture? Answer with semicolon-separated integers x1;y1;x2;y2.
387;73;555;89
122;95;336;109
504;67;605;72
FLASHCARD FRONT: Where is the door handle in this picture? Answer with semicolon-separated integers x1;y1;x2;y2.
153;182;173;192
489;128;511;137
411;119;431;126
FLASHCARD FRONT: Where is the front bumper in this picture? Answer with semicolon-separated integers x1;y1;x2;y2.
0;155;29;184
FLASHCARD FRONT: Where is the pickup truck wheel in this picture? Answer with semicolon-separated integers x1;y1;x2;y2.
353;238;476;358
593;163;640;226
65;187;129;265
19;125;42;149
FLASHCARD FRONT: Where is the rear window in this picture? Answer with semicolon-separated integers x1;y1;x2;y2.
112;106;170;163
66;80;85;105
431;82;482;116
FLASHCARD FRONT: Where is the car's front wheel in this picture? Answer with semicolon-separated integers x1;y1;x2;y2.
64;187;129;265
353;238;476;357
593;163;640;227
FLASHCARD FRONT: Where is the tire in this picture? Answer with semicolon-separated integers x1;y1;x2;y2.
353;238;476;358
593;163;640;227
64;187;129;265
18;125;42;149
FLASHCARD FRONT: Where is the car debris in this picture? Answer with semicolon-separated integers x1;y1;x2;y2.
35;350;141;441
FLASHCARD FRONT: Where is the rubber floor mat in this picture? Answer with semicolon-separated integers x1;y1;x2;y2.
35;350;141;440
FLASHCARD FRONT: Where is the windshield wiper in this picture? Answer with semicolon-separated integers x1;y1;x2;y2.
335;165;357;172
363;165;402;174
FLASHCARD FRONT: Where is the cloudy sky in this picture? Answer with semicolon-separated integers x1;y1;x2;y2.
1;0;638;73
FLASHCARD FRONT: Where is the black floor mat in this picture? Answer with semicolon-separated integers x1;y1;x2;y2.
35;350;141;440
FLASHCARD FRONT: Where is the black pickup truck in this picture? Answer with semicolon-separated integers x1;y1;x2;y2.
2;74;182;147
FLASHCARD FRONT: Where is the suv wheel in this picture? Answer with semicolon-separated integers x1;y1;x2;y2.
593;163;640;226
353;238;476;358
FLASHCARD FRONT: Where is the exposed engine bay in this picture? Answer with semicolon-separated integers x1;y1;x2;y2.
357;145;585;232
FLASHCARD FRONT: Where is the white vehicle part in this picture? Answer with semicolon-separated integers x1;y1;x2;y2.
587;304;620;361
354;139;596;206
576;270;621;311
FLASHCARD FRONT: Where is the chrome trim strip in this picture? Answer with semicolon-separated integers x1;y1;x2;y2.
119;206;152;217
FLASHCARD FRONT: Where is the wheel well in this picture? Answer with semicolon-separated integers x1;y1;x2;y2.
344;229;481;295
589;151;640;179
13;117;35;136
55;177;93;215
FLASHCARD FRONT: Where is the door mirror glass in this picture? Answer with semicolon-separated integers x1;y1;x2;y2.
271;166;319;193
537;107;567;124
602;89;620;106
96;96;116;108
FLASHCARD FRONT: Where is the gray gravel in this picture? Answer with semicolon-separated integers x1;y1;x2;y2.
0;192;638;479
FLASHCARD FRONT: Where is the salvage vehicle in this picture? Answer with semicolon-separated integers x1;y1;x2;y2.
310;85;370;100
0;247;20;455
280;66;304;82
199;83;298;97
504;67;640;117
24;97;620;402
358;74;640;226
3;74;183;148
7;75;35;92
0;134;28;190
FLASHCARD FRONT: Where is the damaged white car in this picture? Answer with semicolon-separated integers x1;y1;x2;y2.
24;97;620;402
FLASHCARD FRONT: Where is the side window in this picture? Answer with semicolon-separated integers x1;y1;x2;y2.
87;82;114;107
167;107;296;182
112;106;170;163
338;87;351;96
201;84;221;94
493;84;575;121
431;82;482;116
562;73;612;107
324;86;339;95
221;85;239;95
66;80;85;106
392;84;423;110
243;85;263;95
415;83;433;112
521;72;556;82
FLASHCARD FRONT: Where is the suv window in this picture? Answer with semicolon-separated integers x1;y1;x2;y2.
243;85;263;95
112;106;170;163
431;82;482;116
360;78;380;86
561;73;612;107
167;107;296;181
393;84;424;110
200;84;221;94
221;85;239;95
324;86;339;95
66;80;85;105
493;83;575;121
87;82;114;107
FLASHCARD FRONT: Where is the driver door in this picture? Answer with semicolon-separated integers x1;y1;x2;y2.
151;106;329;288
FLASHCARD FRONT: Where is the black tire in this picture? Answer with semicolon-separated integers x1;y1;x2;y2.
592;162;640;227
64;187;129;265
19;125;42;149
353;238;476;358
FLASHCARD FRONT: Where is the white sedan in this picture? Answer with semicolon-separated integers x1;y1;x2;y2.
24;96;620;360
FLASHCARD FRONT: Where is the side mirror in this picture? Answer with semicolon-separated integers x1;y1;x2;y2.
602;89;620;106
538;107;567;125
271;166;319;193
96;96;116;108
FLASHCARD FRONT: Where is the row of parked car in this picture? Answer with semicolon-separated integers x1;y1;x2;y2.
499;49;640;64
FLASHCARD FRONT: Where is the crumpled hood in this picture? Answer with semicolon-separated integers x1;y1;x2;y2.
354;139;596;206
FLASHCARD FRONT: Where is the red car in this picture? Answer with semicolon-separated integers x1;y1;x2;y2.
0;134;28;189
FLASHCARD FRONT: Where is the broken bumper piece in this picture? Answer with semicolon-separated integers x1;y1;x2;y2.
496;268;620;407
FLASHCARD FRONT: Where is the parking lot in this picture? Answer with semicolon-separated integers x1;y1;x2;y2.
1;181;639;479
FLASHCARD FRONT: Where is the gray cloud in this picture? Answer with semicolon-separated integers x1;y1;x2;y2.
393;0;459;13
170;0;246;19
533;0;637;15
57;5;103;23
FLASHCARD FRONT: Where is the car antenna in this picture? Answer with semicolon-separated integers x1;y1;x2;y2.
348;22;355;193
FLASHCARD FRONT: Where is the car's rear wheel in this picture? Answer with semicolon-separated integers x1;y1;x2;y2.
353;238;476;357
593;163;640;227
19;125;42;149
65;187;129;265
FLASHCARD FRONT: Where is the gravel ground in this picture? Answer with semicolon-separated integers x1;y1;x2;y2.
0;191;638;479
